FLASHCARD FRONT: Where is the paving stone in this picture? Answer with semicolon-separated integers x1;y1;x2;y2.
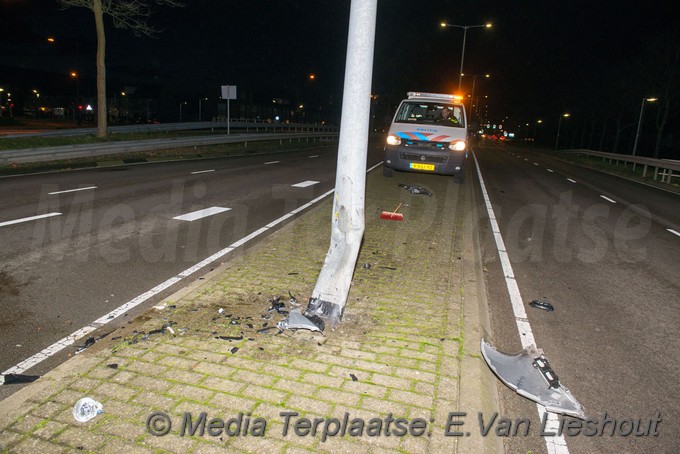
166;383;214;403
54;426;109;451
8;435;63;454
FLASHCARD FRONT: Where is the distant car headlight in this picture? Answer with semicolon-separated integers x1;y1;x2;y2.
449;140;466;151
386;134;401;146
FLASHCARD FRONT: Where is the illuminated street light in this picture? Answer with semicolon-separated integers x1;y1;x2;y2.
632;97;658;156
440;22;492;91
199;97;208;121
179;101;187;122
462;73;490;120
555;113;571;151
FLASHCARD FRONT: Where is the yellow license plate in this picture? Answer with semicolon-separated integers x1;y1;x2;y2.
410;163;435;171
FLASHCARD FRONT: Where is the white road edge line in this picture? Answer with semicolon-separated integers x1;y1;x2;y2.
264;161;280;165
0;212;62;228
567;178;577;183
173;207;231;222
667;229;680;237
48;186;97;195
547;169;554;173
309;155;319;158
0;161;384;384
190;170;215;175
600;195;617;204
472;150;570;454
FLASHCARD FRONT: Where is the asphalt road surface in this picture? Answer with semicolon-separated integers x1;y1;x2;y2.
472;139;680;454
0;142;384;400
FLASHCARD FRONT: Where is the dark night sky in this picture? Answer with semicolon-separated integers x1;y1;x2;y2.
1;0;677;127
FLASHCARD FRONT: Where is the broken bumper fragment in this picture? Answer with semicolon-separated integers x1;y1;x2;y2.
481;339;586;420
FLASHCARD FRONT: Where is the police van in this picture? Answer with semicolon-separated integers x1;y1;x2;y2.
383;92;468;182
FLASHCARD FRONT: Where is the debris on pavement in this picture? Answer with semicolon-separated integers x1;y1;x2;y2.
398;183;433;196
529;299;555;312
73;397;103;423
106;364;119;369
277;309;325;333
350;373;358;382
1;373;41;385
480;339;586;419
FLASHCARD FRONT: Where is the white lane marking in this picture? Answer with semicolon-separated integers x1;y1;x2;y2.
173;207;231;222
0;192;334;384
0;212;62;228
264;161;280;165
0;162;384;384
48;186;97;195
667;229;680;237
190;169;215;175
524;158;528;161
547;169;554;173
600;195;617;204
292;180;320;188
309;155;319;158
472;150;570;454
533;162;539;166
567;178;577;183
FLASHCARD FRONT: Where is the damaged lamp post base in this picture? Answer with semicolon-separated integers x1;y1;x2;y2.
481;339;586;420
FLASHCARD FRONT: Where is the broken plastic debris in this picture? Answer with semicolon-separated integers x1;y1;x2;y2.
480;339;586;419
398;183;433;196
230;347;239;354
350;373;358;382
218;308;225;314
106;364;119;370
268;297;287;314
529;300;555;312
277;309;324;332
215;335;244;341
73;397;103;422
1;373;40;385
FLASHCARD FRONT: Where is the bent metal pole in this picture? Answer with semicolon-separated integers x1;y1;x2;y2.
306;0;377;328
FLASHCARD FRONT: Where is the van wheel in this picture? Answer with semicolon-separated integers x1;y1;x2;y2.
383;165;394;177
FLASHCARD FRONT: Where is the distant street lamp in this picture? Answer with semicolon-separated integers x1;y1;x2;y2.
440;22;492;91
534;119;543;140
555;113;571;151
179;101;187;122
198;97;208;121
632;97;658;156
462;73;489;119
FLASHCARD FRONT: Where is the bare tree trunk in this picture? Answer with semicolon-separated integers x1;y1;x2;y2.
93;0;107;138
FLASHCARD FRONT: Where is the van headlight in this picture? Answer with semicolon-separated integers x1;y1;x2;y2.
449;140;466;151
386;134;401;146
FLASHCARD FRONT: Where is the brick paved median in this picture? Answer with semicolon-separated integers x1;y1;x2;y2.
0;168;501;453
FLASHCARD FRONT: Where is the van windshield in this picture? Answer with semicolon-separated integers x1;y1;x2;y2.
394;101;465;128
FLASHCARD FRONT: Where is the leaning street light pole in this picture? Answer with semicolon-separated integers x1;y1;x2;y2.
554;113;570;151
440;22;492;91
632;97;657;156
306;0;378;329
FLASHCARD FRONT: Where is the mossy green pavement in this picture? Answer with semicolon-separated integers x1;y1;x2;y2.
0;167;502;453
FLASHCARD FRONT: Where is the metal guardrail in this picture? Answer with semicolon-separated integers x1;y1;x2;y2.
0;132;338;165
0;120;338;139
564;149;680;184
